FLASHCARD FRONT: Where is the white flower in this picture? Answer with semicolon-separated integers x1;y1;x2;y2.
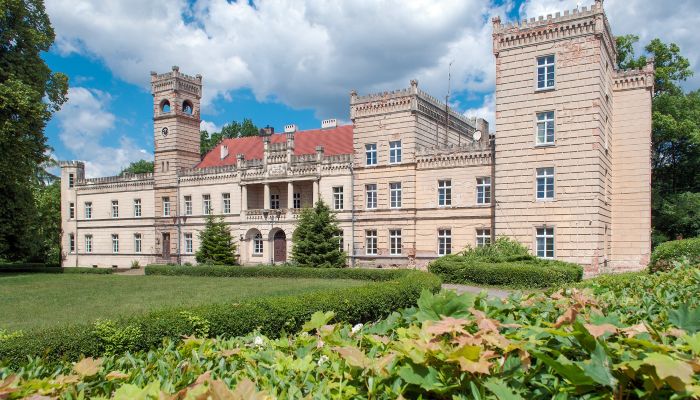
351;323;363;334
253;336;264;347
317;355;329;366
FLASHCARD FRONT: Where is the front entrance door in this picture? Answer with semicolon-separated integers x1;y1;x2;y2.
162;233;170;260
273;230;286;263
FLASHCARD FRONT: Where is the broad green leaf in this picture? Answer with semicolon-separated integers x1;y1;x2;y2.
414;290;476;322
685;332;700;355
301;311;335;332
484;378;524;400
579;343;617;388
335;346;370;369
669;304;700;333
112;382;160;400
530;351;596;386
397;363;445;392
643;353;694;391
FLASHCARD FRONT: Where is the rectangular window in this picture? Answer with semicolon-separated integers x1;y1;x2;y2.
389;141;402;164
390;182;402;208
85;234;92;253
202;194;211;215
536;111;555;145
69;202;75;219
335;231;344;252
111;200;119;218
270;194;280;209
111;234;119;253
476;177;491;204
536;227;555;258
365;230;377;255
293;192;301;209
184;195;192;216
476;228;491;247
537;55;555;89
84;202;92;219
134;233;142;253
163;197;171;216
69;233;75;253
366;184;377;209
133;199;142;217
222;193;231;214
389;229;402;255
365;143;377;166
253;233;263;254
333;187;344;210
68;173;75;188
536;167;555;200
185;233;193;253
438;229;452;256
438;180;452;207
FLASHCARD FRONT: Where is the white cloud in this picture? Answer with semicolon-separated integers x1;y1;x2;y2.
56;87;151;178
200;120;220;133
464;93;495;130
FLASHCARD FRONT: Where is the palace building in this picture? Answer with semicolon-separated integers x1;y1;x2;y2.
59;0;653;274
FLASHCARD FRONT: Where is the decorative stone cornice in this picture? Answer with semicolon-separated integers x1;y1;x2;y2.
613;59;654;92
416;143;493;169
76;173;154;192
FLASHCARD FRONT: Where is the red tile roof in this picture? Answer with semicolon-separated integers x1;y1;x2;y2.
196;125;353;168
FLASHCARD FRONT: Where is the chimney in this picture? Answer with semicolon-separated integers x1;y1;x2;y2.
321;118;337;129
284;124;297;133
220;145;229;160
259;125;274;136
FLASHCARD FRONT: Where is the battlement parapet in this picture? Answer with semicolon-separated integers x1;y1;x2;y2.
79;172;154;186
613;59;654;91
179;165;237;177
150;66;202;97
58;160;85;169
416;143;493;168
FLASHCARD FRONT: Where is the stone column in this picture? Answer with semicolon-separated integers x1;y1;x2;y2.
287;181;294;209
312;180;319;205
263;183;270;209
240;185;247;212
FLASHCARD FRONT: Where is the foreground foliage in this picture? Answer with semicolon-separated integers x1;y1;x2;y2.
2;266;699;398
429;237;583;288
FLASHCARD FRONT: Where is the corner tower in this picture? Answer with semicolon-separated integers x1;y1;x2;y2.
150;66;202;262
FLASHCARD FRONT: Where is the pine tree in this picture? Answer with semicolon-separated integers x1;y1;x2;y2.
292;200;346;268
195;215;237;265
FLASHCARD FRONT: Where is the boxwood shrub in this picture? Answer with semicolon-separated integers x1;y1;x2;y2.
0;270;440;367
0;264;113;274
649;237;700;273
146;264;408;281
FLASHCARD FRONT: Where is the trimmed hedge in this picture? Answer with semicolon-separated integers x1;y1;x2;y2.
0;264;113;274
649;237;700;273
146;264;408;281
0;270;440;367
428;255;583;288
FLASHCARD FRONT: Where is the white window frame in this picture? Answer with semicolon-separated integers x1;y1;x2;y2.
366;184;377;209
476;228;491;247
438;229;452;256
133;199;142;218
389;141;402;164
536;54;555;90
333;186;344;210
536;227;555;259
68;173;75;188
111;234;119;254
111;200;119;218
222;193;231;214
185;233;193;253
335;230;344;252
389;229;402;256
270;194;280;210
536;111;555;145
389;182;402;208
134;233;142;253
536;167;555;200
163;197;171;217
365;230;377;255
293;192;301;209
476;177;492;205
184;195;192;216
438;180;452;207
85;234;92;253
84;202;92;219
202;194;211;215
253;233;263;255
69;202;75;219
69;233;75;253
365;143;377;166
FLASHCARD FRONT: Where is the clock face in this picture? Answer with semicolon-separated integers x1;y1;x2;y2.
161;127;169;137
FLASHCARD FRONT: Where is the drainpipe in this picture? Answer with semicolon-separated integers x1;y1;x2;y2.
350;162;355;268
176;176;181;265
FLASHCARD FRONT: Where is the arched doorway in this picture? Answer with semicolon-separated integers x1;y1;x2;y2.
273;230;286;263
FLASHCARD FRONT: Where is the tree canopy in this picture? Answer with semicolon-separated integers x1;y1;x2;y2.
0;0;68;261
119;159;154;176
200;119;259;156
291;200;346;268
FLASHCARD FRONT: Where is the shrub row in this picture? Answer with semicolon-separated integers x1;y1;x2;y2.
146;264;409;281
0;270;440;367
649;237;700;273
428;255;582;288
0;264;113;274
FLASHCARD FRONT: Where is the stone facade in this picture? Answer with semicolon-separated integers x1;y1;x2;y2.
59;0;652;273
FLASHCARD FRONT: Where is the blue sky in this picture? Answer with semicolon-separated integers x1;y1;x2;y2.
42;0;699;177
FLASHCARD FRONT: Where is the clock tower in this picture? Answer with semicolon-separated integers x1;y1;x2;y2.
150;66;202;262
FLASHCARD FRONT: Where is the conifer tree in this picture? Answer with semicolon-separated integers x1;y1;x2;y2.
195;215;237;265
292;200;346;268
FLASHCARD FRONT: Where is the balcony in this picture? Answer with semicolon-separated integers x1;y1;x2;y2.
243;208;305;221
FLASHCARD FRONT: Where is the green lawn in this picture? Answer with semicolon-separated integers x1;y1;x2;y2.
0;274;364;331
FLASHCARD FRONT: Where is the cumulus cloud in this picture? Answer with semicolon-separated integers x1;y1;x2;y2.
56;87;151;178
200;120;221;133
464;93;495;130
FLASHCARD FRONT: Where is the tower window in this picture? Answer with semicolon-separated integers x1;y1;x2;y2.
182;100;193;115
160;99;171;113
536;55;555;89
536;111;555;145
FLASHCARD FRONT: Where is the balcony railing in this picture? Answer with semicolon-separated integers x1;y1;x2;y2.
243;208;307;221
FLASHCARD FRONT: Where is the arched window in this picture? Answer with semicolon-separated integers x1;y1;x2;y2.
182;100;194;115
160;99;171;113
253;233;263;254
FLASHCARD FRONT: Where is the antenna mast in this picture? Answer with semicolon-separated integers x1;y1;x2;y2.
445;61;455;146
